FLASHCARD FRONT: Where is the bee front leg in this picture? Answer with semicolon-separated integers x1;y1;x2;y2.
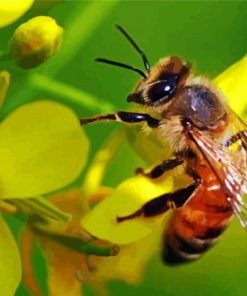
136;154;184;179
117;184;196;223
80;111;160;128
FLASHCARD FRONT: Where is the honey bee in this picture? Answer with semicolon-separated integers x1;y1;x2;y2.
80;25;247;265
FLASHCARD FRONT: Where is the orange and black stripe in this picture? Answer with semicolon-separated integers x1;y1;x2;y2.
162;164;233;265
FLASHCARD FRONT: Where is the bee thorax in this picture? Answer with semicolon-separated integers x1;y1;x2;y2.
158;116;188;152
166;85;227;130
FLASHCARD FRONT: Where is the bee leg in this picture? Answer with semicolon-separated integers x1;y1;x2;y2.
224;130;247;150
117;184;196;222
136;154;184;179
186;168;202;186
80;111;160;128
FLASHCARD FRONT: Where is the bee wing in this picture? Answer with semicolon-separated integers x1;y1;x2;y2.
186;120;247;228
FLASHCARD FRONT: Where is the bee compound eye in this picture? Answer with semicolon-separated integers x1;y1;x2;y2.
148;75;179;103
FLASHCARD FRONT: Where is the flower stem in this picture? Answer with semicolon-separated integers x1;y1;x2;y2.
53;235;119;257
29;73;115;113
11;197;71;222
34;224;119;257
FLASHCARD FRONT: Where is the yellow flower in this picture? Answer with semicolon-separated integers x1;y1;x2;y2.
214;54;247;115
20;54;247;296
0;0;34;28
0;100;87;198
9;16;63;69
20;187;167;296
0;72;89;296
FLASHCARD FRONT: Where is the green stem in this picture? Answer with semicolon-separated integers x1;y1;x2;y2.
55;236;119;256
10;196;71;222
34;225;119;257
29;73;115;113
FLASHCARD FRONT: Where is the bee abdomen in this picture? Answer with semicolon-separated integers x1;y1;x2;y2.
162;230;221;265
162;207;232;265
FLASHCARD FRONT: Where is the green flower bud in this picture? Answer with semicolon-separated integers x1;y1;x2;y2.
9;16;63;69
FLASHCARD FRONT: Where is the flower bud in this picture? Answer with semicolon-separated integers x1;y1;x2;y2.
9;16;63;69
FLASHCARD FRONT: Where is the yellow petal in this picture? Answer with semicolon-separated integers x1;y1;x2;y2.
83;130;124;196
91;217;166;285
214;54;247;114
82;175;173;244
0;0;34;28
0;214;21;296
46;247;84;296
0;101;89;199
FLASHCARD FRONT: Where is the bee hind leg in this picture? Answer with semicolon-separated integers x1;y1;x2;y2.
117;184;196;223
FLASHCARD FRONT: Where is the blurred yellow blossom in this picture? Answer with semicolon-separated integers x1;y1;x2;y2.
0;72;90;295
0;0;34;28
0;100;88;199
21;186;167;296
214;54;247;116
9;16;63;69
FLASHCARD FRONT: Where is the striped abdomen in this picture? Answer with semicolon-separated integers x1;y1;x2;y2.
162;163;233;265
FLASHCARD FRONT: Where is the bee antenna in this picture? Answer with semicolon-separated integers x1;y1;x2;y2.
95;58;147;79
115;24;150;73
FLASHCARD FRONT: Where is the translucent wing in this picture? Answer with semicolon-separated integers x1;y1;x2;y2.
185;114;247;228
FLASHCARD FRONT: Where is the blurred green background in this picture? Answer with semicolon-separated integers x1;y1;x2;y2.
1;0;247;295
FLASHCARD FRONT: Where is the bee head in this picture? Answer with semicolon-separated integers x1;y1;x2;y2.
95;26;191;112
127;56;191;108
